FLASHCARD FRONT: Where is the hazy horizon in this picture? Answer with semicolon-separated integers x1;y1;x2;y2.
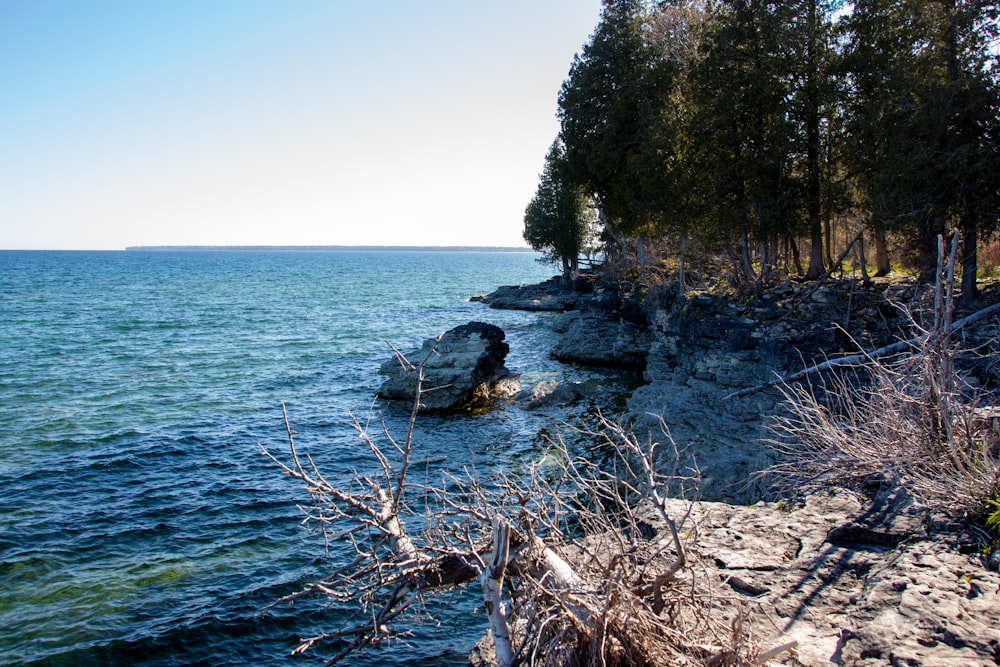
0;244;540;252
1;1;602;251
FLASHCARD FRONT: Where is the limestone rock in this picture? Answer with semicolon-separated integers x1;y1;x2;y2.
376;322;519;412
515;379;596;409
550;309;652;370
659;488;1000;666
626;282;920;503
472;277;580;311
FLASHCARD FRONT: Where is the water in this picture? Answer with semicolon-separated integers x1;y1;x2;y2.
0;249;628;666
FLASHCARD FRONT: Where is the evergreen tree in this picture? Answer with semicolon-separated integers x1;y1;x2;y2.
523;140;595;278
843;0;1000;291
685;0;802;282
557;0;676;242
791;0;842;279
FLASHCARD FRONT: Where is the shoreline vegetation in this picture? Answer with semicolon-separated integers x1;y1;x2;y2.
270;246;1000;665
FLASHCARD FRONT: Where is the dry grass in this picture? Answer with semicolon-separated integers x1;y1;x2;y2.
766;235;1000;518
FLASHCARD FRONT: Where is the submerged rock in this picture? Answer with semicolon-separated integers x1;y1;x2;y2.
376;322;520;413
515;379;597;409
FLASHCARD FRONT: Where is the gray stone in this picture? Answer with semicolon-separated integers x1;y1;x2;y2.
658;489;1000;666
471;277;579;311
550;310;652;370
376;322;519;413
516;379;596;409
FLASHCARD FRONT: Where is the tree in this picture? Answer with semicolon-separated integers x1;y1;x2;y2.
684;0;802;284
791;0;842;279
929;0;1000;304
557;0;677;242
523;140;595;278
843;0;1000;292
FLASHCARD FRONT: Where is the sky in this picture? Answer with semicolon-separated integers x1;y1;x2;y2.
0;0;603;250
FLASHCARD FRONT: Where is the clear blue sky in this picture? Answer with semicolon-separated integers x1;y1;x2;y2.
0;0;602;249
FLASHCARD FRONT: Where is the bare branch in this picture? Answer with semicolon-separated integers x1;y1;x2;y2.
765;234;1000;514
264;341;767;665
726;298;1000;400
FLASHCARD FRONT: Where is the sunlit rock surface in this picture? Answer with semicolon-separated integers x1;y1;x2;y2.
377;321;519;412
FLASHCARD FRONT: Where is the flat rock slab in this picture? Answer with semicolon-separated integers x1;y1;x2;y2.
662;489;1000;666
472;278;580;311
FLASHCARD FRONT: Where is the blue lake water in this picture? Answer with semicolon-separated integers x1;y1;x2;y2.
0;249;628;666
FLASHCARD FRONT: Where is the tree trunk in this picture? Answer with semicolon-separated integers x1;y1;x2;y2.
678;232;687;299
806;222;825;280
804;0;825;281
739;224;755;284
918;215;946;284
873;222;890;277
787;233;803;276
858;231;870;286
960;220;981;307
823;217;834;268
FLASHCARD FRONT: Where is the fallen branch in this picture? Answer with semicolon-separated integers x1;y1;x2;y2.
263;342;771;665
726;299;1000;400
481;516;514;667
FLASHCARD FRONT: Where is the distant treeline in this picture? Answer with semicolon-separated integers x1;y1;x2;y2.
124;246;536;253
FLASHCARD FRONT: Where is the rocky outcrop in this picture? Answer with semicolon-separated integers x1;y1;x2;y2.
550;308;653;370
480;276;922;501
659;487;1000;666
467;276;1000;667
479;277;655;371
471;276;582;311
627;281;922;503
376;322;520;412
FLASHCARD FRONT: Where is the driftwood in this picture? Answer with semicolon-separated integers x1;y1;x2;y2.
481;516;514;667
262;340;799;665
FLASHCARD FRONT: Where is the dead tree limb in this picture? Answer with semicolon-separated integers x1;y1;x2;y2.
481;516;514;667
262;342;783;665
726;298;1000;400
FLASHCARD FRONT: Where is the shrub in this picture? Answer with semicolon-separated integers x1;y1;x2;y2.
767;235;1000;519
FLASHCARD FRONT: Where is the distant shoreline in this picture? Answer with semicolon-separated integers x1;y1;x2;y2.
124;245;536;253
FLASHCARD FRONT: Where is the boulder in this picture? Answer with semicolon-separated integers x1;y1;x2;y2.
376;322;520;413
515;379;596;409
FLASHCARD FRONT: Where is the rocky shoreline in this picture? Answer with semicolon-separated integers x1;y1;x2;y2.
472;274;1000;666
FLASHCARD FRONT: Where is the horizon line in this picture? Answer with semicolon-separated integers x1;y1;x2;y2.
122;244;537;252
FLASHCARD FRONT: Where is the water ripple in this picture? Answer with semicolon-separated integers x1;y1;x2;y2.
0;250;629;666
